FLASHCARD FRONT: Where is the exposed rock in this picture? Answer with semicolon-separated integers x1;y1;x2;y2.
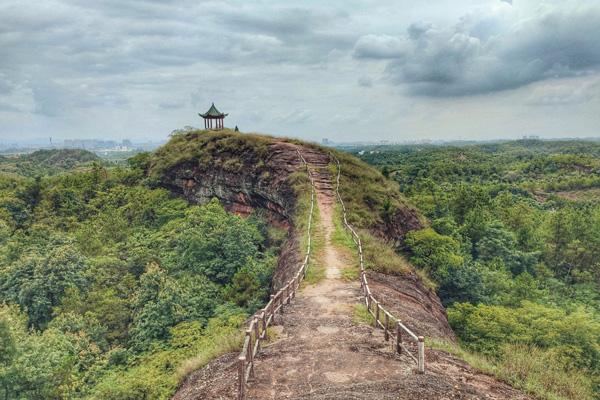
171;145;528;400
159;141;303;225
384;205;425;242
367;271;456;341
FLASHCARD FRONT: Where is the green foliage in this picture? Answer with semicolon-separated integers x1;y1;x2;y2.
331;149;424;237
168;200;263;283
356;139;600;399
353;304;375;325
148;129;272;183
449;301;600;373
0;149;100;178
1;243;88;329
405;228;463;272
429;339;596;400
0;134;284;399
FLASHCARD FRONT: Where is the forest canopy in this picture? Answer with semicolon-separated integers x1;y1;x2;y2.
355;139;600;398
0;154;282;399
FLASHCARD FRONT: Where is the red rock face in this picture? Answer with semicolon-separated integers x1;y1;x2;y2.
157;140;314;290
163;141;305;226
155;135;451;340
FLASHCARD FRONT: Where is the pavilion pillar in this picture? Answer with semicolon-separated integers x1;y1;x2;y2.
199;104;227;131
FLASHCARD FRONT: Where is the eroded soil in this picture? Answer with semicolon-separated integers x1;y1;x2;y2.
173;148;531;400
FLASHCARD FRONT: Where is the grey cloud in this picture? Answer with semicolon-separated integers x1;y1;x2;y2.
222;8;321;37
32;80;128;116
353;34;409;59
525;78;600;106
354;5;600;97
0;75;13;95
0;101;21;113
357;76;373;87
159;100;186;109
1;0;598;141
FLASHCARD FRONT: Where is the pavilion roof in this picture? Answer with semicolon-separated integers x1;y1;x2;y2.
199;103;228;118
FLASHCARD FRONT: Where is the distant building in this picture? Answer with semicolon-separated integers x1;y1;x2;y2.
64;139;119;149
322;138;333;145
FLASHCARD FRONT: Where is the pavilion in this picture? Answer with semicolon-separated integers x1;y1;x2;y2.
199;103;228;130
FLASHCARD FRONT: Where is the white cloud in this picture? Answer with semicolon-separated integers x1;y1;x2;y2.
0;0;598;142
355;3;600;97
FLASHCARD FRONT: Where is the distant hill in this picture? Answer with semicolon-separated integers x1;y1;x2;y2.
0;148;100;177
24;148;99;166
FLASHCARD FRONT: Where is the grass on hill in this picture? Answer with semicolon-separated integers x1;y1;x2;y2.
329;150;425;233
148;129;273;181
328;158;433;287
429;339;595;400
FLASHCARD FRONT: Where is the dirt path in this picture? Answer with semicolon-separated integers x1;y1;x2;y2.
247;156;417;399
246;152;531;400
173;147;532;400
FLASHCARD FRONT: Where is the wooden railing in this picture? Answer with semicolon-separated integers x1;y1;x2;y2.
332;155;425;374
237;150;316;400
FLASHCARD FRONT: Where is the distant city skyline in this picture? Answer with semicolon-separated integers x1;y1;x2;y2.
1;1;599;142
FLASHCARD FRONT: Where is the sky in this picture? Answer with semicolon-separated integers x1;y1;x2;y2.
1;0;599;143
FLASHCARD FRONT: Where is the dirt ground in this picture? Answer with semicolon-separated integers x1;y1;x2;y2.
173;149;531;400
246;158;530;400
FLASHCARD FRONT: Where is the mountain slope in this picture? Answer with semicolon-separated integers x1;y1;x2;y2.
171;137;529;399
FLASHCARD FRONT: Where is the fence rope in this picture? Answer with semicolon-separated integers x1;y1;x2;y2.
332;154;425;374
237;149;316;400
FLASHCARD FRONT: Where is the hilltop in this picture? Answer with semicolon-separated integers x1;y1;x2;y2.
146;129;442;327
0;148;100;177
0;130;572;400
163;130;530;400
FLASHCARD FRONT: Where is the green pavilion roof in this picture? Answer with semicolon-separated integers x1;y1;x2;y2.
199;103;228;118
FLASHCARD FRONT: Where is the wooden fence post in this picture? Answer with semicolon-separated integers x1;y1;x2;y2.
396;322;402;354
246;330;254;379
374;301;379;328
238;356;246;400
253;317;260;352
384;312;389;341
261;311;267;341
279;290;284;314
417;336;425;374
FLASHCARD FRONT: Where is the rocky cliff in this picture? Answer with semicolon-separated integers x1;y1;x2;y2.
148;130;450;339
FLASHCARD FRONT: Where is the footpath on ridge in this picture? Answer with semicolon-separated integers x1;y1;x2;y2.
246;149;531;400
173;146;531;400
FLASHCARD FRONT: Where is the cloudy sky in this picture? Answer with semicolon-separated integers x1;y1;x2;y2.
1;0;599;143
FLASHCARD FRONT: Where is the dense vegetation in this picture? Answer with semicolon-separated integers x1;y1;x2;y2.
0;149;100;178
354;139;600;399
331;150;424;281
0;137;288;399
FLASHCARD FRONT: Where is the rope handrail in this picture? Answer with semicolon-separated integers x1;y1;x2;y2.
332;155;425;374
237;150;316;400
